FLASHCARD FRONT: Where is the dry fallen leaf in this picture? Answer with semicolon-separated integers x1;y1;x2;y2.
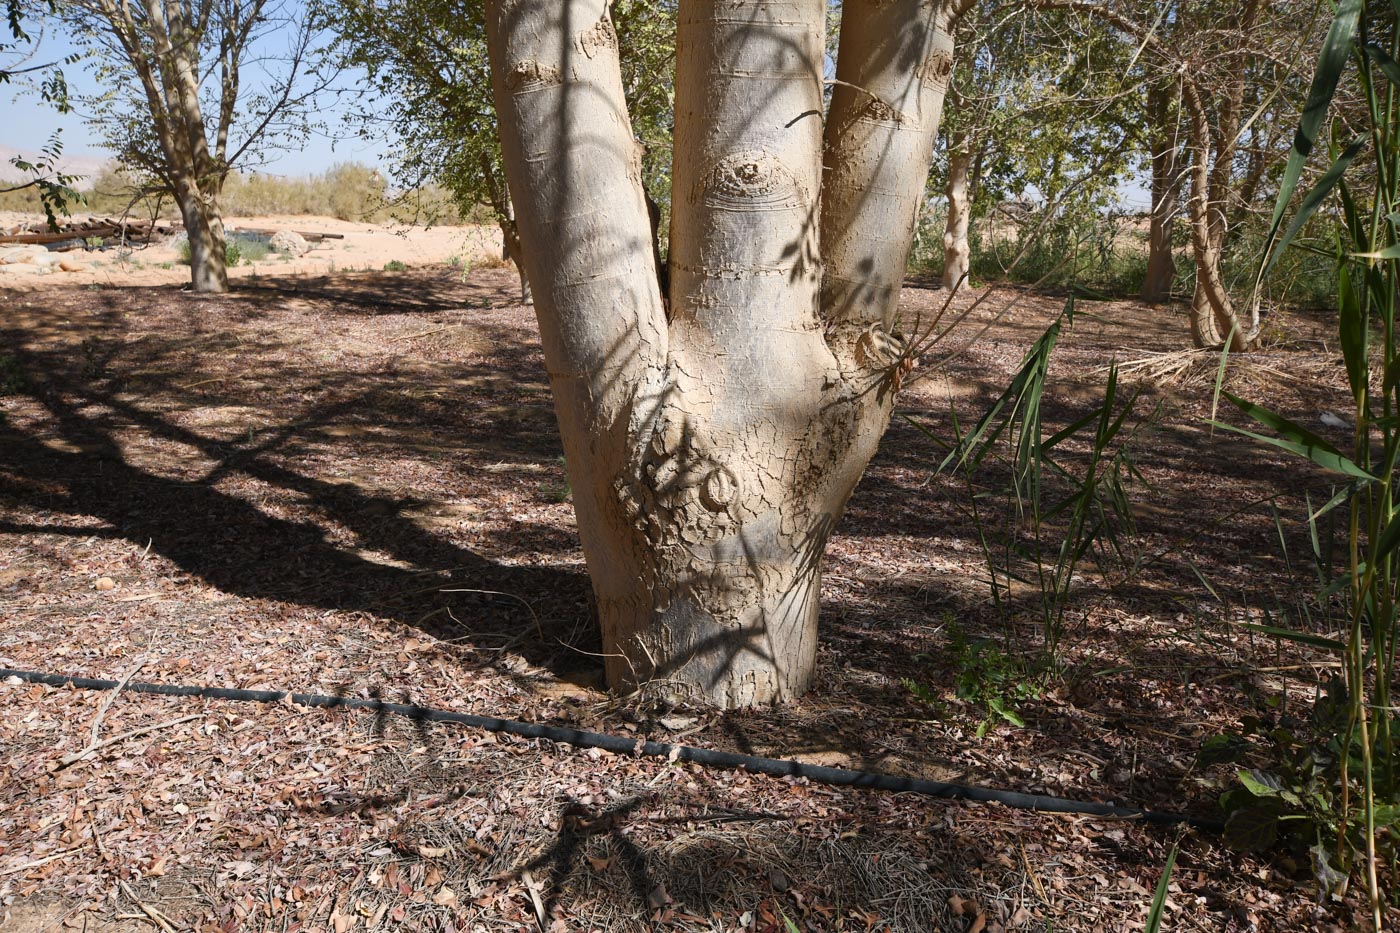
417;845;449;858
646;882;672;910
431;885;458;907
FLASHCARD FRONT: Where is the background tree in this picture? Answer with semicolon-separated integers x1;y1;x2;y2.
321;0;676;302
486;0;971;707
1038;0;1324;349
934;3;1138;292
3;0;84;225
34;0;332;292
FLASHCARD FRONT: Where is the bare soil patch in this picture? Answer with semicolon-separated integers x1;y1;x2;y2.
0;266;1380;930
0;213;503;290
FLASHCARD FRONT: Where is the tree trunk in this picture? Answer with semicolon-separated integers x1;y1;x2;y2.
1140;87;1179;304
176;180;229;294
942;134;973;291
1181;81;1252;351
499;215;532;305
486;0;957;707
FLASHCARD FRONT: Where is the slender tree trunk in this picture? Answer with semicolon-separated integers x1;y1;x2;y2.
487;0;958;706
176;177;229;294
1181;81;1251;351
1140;87;1179;304
499;220;532;305
942;133;973;290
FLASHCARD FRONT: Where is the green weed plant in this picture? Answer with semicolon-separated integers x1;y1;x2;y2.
1210;0;1400;922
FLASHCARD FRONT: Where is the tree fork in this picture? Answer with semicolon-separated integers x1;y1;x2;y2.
486;0;966;707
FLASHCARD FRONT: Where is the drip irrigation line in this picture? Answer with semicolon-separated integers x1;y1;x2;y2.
1;667;1223;830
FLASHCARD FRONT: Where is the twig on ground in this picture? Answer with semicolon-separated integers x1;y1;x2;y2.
58;714;201;768
89;656;147;745
391;326;454;343
521;869;547;930
120;880;180;933
0;848;83;877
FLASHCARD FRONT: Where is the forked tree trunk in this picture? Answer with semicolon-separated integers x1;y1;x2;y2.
176;179;229;294
486;0;959;706
1182;80;1255;351
942;134;973;290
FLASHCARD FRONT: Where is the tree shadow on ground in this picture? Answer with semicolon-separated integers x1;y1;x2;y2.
0;273;595;679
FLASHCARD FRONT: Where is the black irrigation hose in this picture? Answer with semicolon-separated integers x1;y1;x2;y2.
1;667;1223;830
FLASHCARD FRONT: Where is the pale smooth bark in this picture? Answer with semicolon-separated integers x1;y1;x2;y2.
942;134;973;291
179;182;230;294
486;0;963;706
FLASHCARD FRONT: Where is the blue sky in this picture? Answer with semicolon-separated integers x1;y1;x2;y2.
3;28;390;180
4;92;391;178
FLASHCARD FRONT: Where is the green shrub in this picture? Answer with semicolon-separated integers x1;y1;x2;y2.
1205;0;1400;919
177;233;262;267
383;260;408;272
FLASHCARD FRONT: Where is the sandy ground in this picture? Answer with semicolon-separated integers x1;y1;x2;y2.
0;214;504;290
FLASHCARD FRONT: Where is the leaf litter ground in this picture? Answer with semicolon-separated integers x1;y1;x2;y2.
0;267;1383;931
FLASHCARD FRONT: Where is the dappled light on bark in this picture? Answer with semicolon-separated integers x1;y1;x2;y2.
484;0;969;706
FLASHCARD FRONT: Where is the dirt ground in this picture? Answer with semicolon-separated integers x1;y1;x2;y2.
0;213;504;289
0;263;1384;931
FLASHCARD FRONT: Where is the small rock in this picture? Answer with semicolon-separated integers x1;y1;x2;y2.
94;577;116;591
269;229;309;256
0;246;42;264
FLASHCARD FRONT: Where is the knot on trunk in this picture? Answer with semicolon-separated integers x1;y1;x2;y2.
505;60;561;91
577;16;617;59
700;152;805;210
918;48;954;89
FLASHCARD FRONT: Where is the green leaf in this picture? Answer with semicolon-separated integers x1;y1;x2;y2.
1310;843;1348;897
1212;420;1374;481
1372;510;1400;565
1353;242;1400;260
1198;733;1249;767
1214;392;1374;480
1220;787;1255;814
1144;844;1179;933
1222;392;1342;455
1239;769;1286;798
1363;42;1400;88
1256;0;1362;288
1260;136;1365;282
1238;622;1346;653
1224;804;1282;851
1337;263;1368;402
988;695;1025;728
1371;804;1400;827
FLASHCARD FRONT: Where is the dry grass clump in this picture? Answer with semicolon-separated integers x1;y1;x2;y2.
1;161;474;224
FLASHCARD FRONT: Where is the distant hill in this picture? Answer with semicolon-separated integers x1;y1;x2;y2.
0;143;110;187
